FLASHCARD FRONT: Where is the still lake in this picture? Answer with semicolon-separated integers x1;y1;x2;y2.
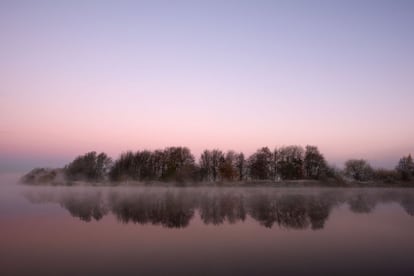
1;173;414;276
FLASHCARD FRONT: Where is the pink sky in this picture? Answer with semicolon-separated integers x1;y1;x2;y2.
1;1;413;170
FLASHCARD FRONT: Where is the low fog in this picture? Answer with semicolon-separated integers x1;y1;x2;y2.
21;185;414;229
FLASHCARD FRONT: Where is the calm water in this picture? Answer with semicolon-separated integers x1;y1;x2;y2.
1;174;414;276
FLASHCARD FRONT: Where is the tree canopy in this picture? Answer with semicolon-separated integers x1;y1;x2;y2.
24;146;413;186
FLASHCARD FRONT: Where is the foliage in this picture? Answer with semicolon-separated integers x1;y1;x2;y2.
396;154;414;181
276;146;304;180
110;147;195;182
65;152;112;181
248;147;273;180
373;168;399;184
344;159;373;181
22;168;62;184
303;145;328;179
25;147;414;185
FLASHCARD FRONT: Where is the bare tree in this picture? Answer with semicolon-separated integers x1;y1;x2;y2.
248;147;273;180
200;150;213;181
235;152;246;181
276;146;304;180
66;151;112;181
219;151;239;181
396;154;414;180
162;147;195;181
344;159;373;181
304;145;327;179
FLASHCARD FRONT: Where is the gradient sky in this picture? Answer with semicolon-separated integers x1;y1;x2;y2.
1;0;413;171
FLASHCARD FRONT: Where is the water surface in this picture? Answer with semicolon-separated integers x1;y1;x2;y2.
1;174;414;276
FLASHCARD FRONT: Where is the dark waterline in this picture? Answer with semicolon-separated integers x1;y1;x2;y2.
1;174;414;276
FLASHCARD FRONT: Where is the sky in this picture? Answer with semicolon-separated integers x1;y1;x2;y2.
1;0;413;171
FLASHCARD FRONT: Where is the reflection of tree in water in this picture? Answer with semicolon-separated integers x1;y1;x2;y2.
276;195;310;229
110;192;195;228
60;192;108;221
249;193;335;229
346;191;414;217
249;194;278;228
22;188;414;229
199;193;246;225
162;193;195;228
348;193;377;214
308;193;337;230
400;196;414;216
23;190;108;222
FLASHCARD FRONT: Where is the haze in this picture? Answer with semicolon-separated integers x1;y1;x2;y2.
1;0;413;171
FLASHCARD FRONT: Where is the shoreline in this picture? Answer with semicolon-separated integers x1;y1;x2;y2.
20;178;414;188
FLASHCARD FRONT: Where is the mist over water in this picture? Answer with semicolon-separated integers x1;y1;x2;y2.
21;186;414;229
2;1;414;275
1;174;414;276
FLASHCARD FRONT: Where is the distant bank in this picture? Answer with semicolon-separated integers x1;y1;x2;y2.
21;146;414;187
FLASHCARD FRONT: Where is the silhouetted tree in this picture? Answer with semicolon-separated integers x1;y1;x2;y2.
200;150;213;181
109;151;136;181
152;149;166;179
248;147;273;180
396;154;414;181
199;149;224;181
271;148;279;181
22;168;62;184
65;151;112;181
276;146;304;180
134;150;155;180
344;159;373;181
109;147;196;182
219;151;239;181
235;152;246;181
29;144;413;186
373;168;399;183
304;145;328;179
161;147;195;181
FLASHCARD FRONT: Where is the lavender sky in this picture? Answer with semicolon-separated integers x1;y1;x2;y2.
1;0;413;171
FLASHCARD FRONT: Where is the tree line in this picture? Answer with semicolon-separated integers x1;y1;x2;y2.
57;146;414;184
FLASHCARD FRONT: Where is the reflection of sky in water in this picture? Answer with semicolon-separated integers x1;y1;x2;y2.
1;175;414;276
21;186;414;229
